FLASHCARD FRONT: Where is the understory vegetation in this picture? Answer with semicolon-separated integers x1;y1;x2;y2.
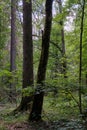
0;94;87;130
0;0;87;129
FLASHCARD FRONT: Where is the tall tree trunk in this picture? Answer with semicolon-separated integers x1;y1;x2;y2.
13;0;33;113
10;0;16;102
29;0;53;121
79;0;85;114
58;0;67;78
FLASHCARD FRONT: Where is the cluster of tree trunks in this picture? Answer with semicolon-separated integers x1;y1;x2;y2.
7;0;86;121
13;0;53;120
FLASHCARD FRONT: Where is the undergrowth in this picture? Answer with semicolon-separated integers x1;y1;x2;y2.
0;95;87;130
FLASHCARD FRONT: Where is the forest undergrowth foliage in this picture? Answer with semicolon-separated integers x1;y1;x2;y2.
0;73;87;129
0;91;87;130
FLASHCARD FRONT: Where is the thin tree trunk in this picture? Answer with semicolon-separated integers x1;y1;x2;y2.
79;0;85;114
29;0;53;121
58;0;67;78
10;0;16;102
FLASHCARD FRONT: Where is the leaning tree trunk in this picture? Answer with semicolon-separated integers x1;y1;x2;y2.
10;0;16;102
29;0;53;121
13;0;33;113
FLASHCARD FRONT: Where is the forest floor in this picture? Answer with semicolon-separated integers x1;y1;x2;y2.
0;103;87;130
4;119;87;130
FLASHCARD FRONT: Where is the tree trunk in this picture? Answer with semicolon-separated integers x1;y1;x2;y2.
58;0;67;78
13;0;33;113
29;0;53;121
9;0;17;102
79;0;85;114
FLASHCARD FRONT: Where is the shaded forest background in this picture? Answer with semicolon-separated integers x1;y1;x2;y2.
0;0;87;129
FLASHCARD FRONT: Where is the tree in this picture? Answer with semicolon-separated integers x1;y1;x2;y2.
9;0;17;102
13;0;34;112
79;0;85;114
58;0;67;78
29;0;53;121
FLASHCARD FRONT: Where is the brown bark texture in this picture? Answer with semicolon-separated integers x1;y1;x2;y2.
29;0;53;121
13;0;34;112
9;0;17;102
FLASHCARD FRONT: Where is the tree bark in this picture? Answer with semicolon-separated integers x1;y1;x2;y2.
29;0;53;121
79;0;85;114
18;0;33;111
9;0;17;102
13;0;34;112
